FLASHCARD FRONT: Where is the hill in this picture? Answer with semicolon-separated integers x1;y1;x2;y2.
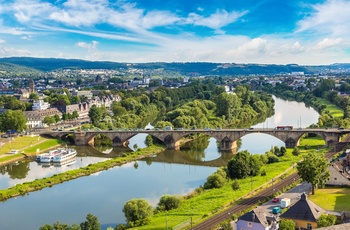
1;57;350;76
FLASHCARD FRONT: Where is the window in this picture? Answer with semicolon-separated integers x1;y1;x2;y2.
307;223;312;229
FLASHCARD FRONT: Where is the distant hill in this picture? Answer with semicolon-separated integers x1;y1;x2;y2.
1;57;350;76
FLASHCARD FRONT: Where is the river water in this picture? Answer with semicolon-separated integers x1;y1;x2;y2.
0;96;319;229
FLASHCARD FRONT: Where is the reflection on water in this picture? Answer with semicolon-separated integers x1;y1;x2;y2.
0;96;321;229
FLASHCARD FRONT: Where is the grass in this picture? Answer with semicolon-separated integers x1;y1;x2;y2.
0;136;63;164
308;187;350;212
317;98;343;118
133;138;329;229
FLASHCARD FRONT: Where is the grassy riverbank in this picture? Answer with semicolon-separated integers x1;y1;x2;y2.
132;138;329;229
0;144;165;201
317;98;343;119
0;136;63;165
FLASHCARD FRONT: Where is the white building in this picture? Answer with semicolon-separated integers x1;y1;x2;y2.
32;100;50;111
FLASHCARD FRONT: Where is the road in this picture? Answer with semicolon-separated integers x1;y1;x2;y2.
191;140;349;230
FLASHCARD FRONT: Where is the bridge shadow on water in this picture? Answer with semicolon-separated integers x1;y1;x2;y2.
141;149;235;167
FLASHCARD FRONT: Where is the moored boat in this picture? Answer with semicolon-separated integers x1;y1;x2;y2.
52;148;77;163
36;148;76;163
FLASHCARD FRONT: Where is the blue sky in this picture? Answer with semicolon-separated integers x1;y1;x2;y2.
0;0;349;64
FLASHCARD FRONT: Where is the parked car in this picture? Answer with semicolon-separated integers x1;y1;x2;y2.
272;207;281;214
272;198;280;203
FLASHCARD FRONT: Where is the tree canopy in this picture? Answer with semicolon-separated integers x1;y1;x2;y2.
122;199;153;227
296;152;330;194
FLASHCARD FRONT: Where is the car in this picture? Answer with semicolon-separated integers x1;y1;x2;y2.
272;207;281;214
272;198;280;203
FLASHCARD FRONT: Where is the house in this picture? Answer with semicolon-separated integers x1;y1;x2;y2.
24;108;62;129
280;193;325;229
236;207;278;230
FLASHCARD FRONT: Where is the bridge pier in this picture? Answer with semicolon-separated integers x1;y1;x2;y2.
221;139;237;152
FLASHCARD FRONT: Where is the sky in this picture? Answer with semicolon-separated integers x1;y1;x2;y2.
0;0;350;65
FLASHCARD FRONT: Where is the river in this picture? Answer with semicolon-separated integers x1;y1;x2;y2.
0;96;319;229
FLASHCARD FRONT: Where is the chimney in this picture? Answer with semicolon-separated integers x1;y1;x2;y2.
252;212;256;222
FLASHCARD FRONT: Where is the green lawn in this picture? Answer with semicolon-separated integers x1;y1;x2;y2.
308;187;350;212
317;98;343;118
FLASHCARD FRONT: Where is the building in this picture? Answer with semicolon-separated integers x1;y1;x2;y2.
53;102;90;119
280;193;325;229
236;208;278;230
24;108;62;129
32;100;50;111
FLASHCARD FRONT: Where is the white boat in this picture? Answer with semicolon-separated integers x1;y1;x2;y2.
52;148;77;163
36;148;76;163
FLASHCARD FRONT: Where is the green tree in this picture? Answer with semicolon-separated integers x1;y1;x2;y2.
203;173;226;189
80;213;100;230
317;214;336;228
122;199;153;227
0;110;27;132
279;219;296;230
89;105;106;126
42;116;56;126
296;152;330;194
292;147;300;156
156;195;181;212
144;135;153;147
227;151;261;179
29;92;39;100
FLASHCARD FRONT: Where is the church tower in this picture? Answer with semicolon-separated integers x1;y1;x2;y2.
29;79;35;93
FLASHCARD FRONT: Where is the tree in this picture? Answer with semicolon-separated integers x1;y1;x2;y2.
80;213;100;230
42;116;56;126
203;173;226;189
29;92;39;100
0;110;27;132
292;147;300;156
144;135;153;147
156;195;181;211
296;152;330;194
227;151;262;179
122;199;153;227
317;214;336;227
89;105;106;126
279;219;296;230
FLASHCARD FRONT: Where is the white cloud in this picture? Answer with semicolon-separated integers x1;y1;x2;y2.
76;40;99;50
297;0;350;37
0;45;31;56
12;0;57;23
313;38;344;50
0;39;5;43
185;9;248;30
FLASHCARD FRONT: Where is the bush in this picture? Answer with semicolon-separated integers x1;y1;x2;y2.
204;173;226;189
156;195;181;212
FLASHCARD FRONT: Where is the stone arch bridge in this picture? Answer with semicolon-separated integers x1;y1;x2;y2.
40;128;347;151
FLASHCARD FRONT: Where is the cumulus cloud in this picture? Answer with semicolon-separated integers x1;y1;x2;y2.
0;46;31;56
313;38;344;50
76;40;99;50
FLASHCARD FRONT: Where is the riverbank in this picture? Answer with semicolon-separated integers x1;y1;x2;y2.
131;137;330;229
0;143;165;201
0;136;63;166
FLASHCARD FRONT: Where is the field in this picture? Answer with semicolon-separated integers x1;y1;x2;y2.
317;98;344;118
308;187;350;212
